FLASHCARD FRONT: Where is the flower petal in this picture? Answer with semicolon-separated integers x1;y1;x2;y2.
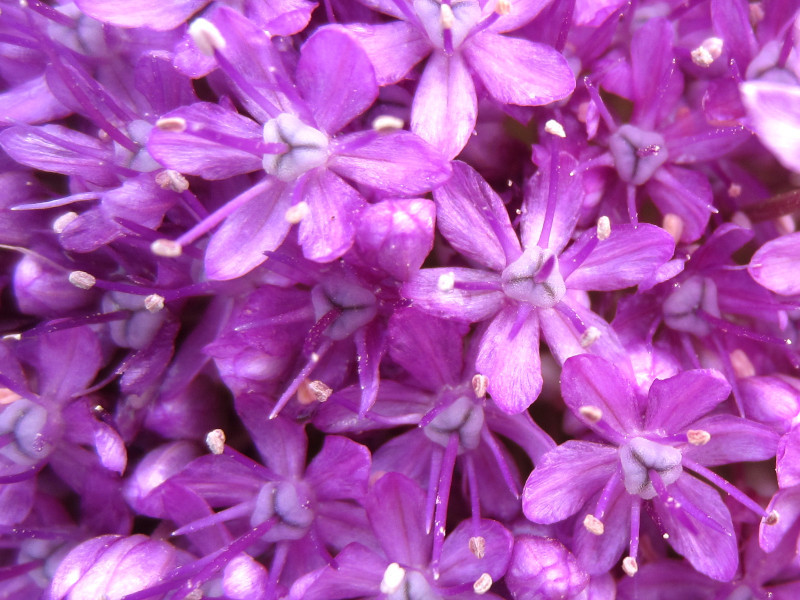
402;267;505;322
644;369;731;433
73;0;208;30
683;415;779;466
438;519;513;586
749;232;800;296
740;81;800;173
340;21;431;85
305;436;371;502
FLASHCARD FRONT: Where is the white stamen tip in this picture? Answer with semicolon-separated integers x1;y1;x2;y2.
471;375;489;399
2;333;21;341
579;405;603;423
372;115;404;132
380;563;406;595
68;271;96;290
596;215;611;241
188;18;226;56
469;536;486;559
440;3;455;29
691;37;723;67
155;170;189;193
144;294;166;313
580;326;602;348
155;117;187;132
151;239;183;258
622;556;638;577
765;510;780;525
495;0;511;16
662;213;684;243
687;429;711;446
53;211;78;234
583;514;604;535
285;201;310;224
544;119;566;138
205;429;226;455
473;573;492;595
437;271;456;292
309;380;332;403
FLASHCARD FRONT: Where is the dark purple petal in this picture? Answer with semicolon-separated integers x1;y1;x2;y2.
760;486;800;552
644;369;731;433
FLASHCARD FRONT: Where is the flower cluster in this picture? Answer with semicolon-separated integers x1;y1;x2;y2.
1;0;799;599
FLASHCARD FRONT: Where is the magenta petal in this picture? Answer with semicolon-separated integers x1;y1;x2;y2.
476;306;543;413
522;441;618;523
463;32;575;107
488;0;554;32
740;82;800;173
434;161;520;271
402;267;504;322
646;166;714;243
329;130;451;195
0;75;71;125
438;519;513;586
340;21;431;85
298;171;365;262
411;52;477;160
564;224;675;291
653;476;737;581
38;327;102;401
305;436;371;501
572;485;630;575
74;0;208;29
244;416;307;479
683;415;779;466
296;29;378;135
749;232;800;296
205;180;292;280
644;369;731;433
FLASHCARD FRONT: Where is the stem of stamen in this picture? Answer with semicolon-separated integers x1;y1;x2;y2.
628;496;641;564
452;280;503;292
537;148;561;249
431;433;459;579
269;339;333;419
682;458;774;522
583;77;617;131
426;446;444;535
480;429;519;498
465;454;482;534
171;501;254;537
594;470;622;521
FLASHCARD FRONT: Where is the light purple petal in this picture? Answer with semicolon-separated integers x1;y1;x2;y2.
0;75;71;125
683;415;779;466
476;306;543;413
329;130;451;195
340;21;431;84
298;170;366;262
749;232;800;296
205;180;292;280
296;28;378;135
411;52;477;160
522;440;618;523
305;436;371;501
564;224;675;291
434;161;520;271
73;0;208;29
644;369;731;433
777;426;800;488
245;0;316;36
402;267;505;322
572;484;631;575
629;18;682;127
760;486;800;552
438;519;513;586
463;32;575;106
740;81;800;173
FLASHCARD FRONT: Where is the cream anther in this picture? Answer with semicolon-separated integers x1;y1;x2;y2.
495;0;511;15
580;326;602;348
205;429;226;455
151;239;183;258
730;349;755;378
0;389;22;405
53;211;78;234
440;3;455;29
68;271;96;290
579;405;603;423
663;213;684;243
596;216;611;241
437;271;456;292
285;201;310;224
583;514;604;535
155;170;189;193
372;115;404;132
380;563;406;594
469;535;486;558
144;294;166;313
471;375;489;399
155;117;187;132
473;573;492;595
687;429;711;446
544;119;566;138
188;18;227;56
691;38;723;68
309;380;332;403
765;510;779;525
622;556;638;577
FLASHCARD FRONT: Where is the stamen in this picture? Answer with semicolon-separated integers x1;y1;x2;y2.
580;326;602;348
431;433;459;579
151;239;183;258
469;536;486;559
622;557;638;577
471;374;488;398
188;18;227;56
628;496;641;573
766;510;779;525
596;216;611;241
205;429;226;455
171;501;253;536
662;213;683;243
544;119;566;138
438;272;456;292
583;514;604;535
372;115;404;132
690;38;723;68
68;271;96;290
285;202;310;224
52;212;78;233
495;0;511;15
579;405;603;423
729;349;755;378
686;430;710;446
380;563;406;595
440;3;455;29
728;183;742;198
297;379;332;405
481;428;520;497
155;117;187;132
269;339;333;419
144;294;165;313
473;573;492;595
155;170;189;193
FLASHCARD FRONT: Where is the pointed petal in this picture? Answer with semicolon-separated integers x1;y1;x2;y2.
434;161;520;271
339;21;431;85
644;369;731;432
241;414;307;478
572;485;631;575
297;29;378;135
296;543;384;600
749;232;800;296
74;0;208;29
411;52;477;159
683;415;779;466
305;436;371;502
0;75;70;126
646;166;714;243
522;441;618;523
402;267;504;322
760;486;800;552
205;180;292;280
629;18;682;123
38;327;102;401
487;0;554;32
330;130;451;195
463;32;575;106
564;224;675;291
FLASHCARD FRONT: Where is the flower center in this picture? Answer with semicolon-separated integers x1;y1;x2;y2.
619;437;682;499
501;247;566;308
262;113;329;181
424;394;484;452
608;124;668;185
0;399;51;466
251;480;314;536
414;0;481;51
662;276;721;336
311;279;378;341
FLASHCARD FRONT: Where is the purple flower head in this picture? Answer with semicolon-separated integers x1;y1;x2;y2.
523;354;779;581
